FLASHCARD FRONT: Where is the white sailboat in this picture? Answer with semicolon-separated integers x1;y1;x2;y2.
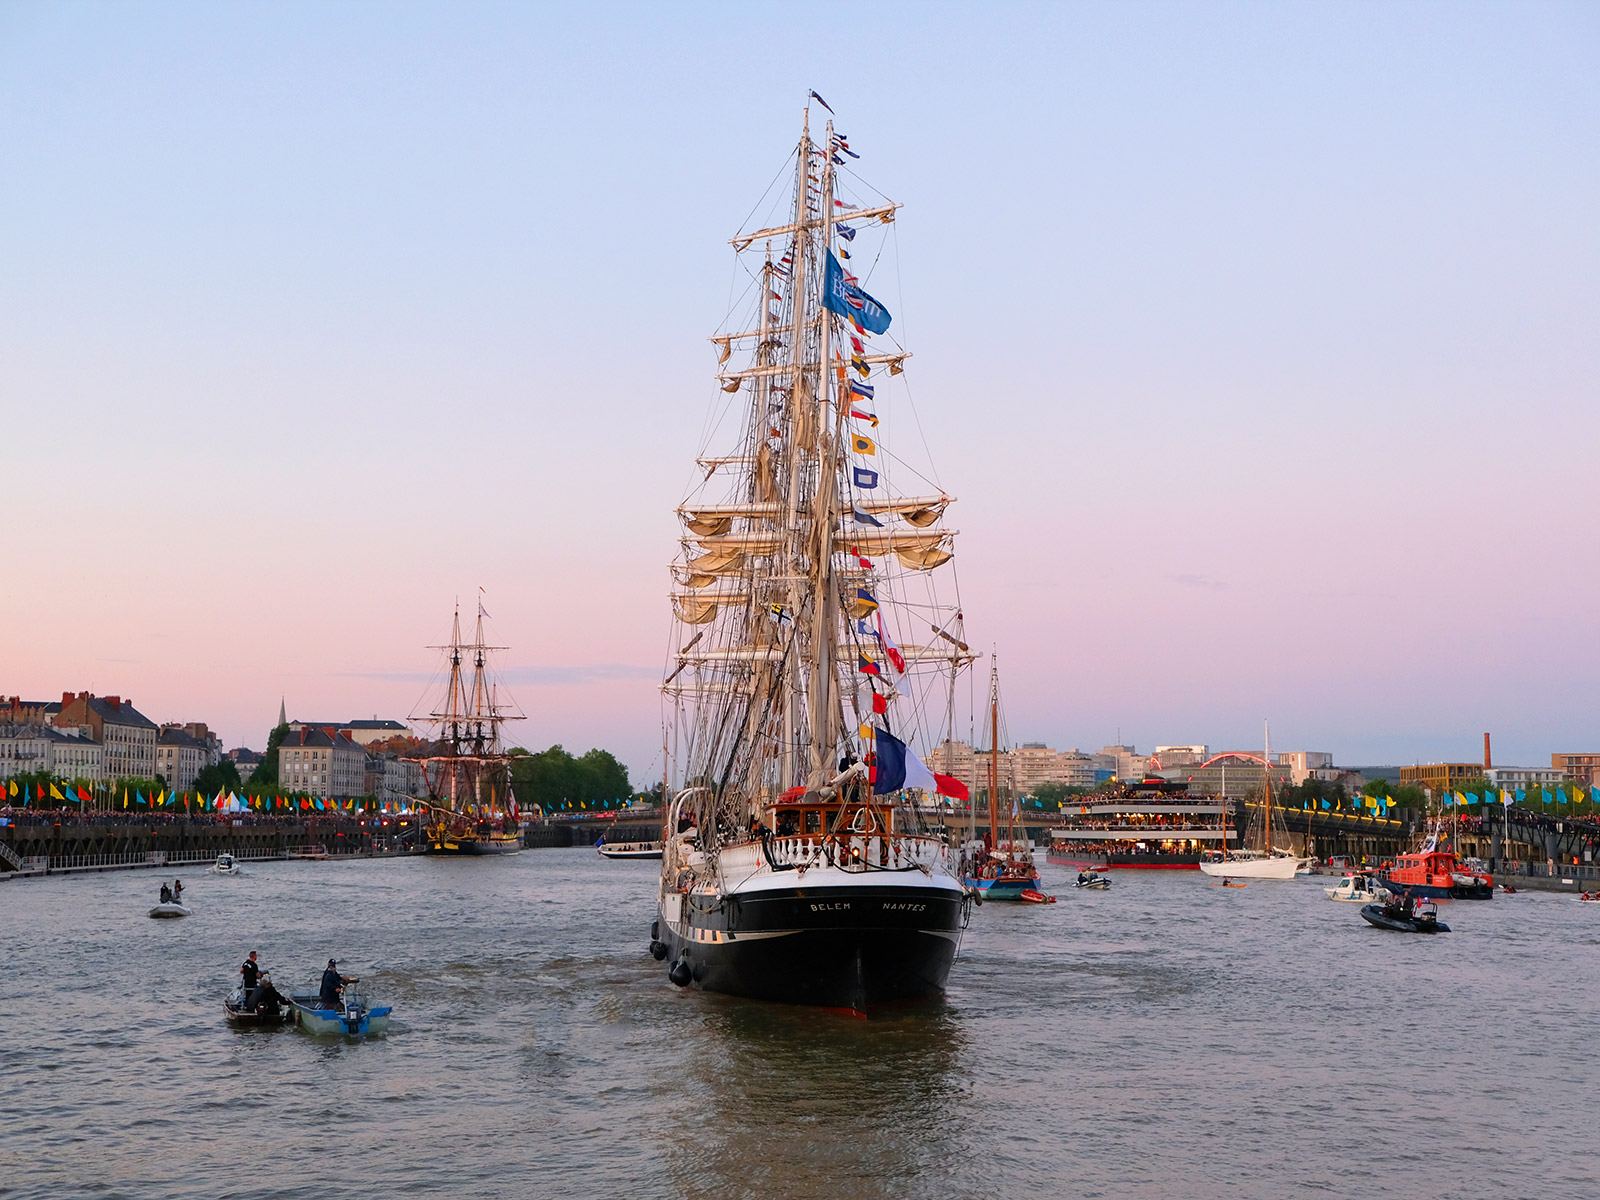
1198;723;1311;881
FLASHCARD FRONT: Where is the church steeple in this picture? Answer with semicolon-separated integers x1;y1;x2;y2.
277;696;287;728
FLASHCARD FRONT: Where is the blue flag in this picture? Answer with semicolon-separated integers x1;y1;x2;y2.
823;251;892;334
835;223;857;241
849;379;875;400
853;467;878;489
851;507;884;527
1320;798;1330;810
1516;789;1526;803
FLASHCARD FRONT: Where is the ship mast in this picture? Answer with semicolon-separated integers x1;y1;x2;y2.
987;660;1000;846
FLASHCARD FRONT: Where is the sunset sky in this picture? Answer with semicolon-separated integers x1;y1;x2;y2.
3;3;1595;781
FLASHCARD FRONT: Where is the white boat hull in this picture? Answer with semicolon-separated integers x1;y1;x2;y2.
1199;856;1304;880
148;903;192;918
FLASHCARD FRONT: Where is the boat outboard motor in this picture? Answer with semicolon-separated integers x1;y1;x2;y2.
668;958;692;987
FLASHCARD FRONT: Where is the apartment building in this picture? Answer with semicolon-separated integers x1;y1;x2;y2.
1552;753;1600;788
53;693;157;782
277;727;368;800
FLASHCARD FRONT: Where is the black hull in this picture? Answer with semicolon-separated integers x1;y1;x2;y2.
659;882;964;1010
426;836;523;856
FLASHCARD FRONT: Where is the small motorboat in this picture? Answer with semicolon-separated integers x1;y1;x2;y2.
1324;873;1390;903
224;973;289;1025
288;983;392;1036
1360;898;1450;933
1073;872;1111;891
597;839;664;860
1019;889;1057;904
148;901;192;919
209;853;244;876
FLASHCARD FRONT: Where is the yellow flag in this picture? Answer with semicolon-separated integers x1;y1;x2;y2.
49;782;64;800
122;792;129;809
7;780;15;797
858;723;875;740
850;433;876;455
1574;788;1584;804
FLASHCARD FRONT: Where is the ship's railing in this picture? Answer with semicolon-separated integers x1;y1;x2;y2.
759;833;952;874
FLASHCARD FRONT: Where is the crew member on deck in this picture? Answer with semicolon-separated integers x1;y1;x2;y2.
320;959;356;1007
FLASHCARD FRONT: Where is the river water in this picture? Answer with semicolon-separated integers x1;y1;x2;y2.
2;851;1593;1199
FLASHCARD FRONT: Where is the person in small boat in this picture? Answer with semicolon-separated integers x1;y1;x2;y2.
320;959;357;1008
172;879;183;903
159;882;173;904
241;952;261;991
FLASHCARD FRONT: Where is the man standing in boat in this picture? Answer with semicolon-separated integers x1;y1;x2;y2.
320;959;356;1008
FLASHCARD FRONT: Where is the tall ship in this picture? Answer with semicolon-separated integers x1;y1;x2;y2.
1046;779;1232;869
654;96;975;1010
960;659;1042;899
410;600;526;855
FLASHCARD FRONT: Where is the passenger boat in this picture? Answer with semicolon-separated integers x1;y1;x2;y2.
597;839;664;860
209;853;244;875
1046;779;1231;869
1197;727;1311;881
287;985;392;1036
653;98;975;1010
1380;833;1493;899
1360;897;1450;933
410;600;527;856
1324;872;1390;903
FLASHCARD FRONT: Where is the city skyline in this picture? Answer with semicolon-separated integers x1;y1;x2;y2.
3;5;1596;779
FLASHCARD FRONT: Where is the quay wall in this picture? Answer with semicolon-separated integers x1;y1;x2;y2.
0;815;415;875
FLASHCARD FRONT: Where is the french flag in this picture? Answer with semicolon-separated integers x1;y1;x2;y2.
872;728;969;801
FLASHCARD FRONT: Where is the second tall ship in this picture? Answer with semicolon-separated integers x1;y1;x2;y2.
410;601;526;855
654;96;976;1010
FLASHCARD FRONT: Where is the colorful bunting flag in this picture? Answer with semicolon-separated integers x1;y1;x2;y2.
853;467;879;489
850;433;876;455
875;613;906;672
858;653;882;677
